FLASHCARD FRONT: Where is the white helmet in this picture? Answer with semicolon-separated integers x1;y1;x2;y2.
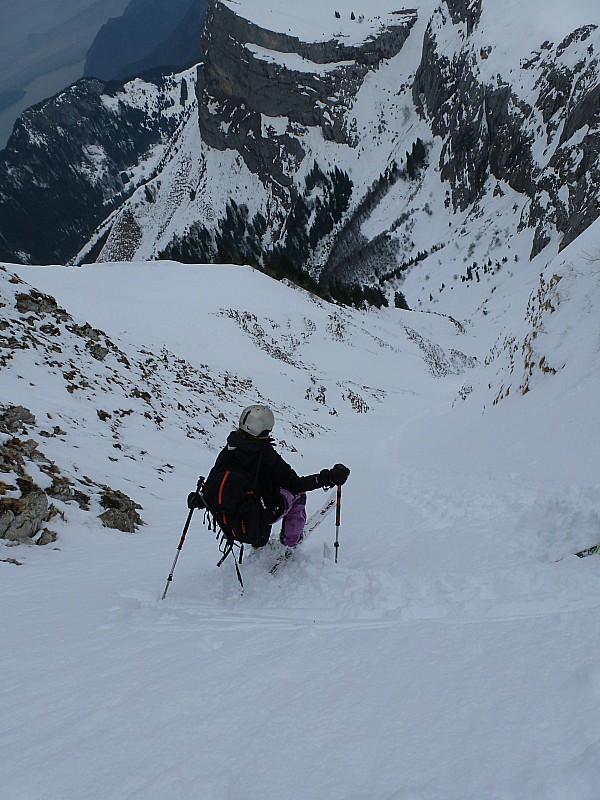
239;404;275;437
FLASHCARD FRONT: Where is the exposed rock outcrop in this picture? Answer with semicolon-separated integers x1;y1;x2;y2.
99;488;144;532
413;6;599;257
444;0;482;33
0;405;36;434
0;477;50;543
0;407;56;544
0;403;145;541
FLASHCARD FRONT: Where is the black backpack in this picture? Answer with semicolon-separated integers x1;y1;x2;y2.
202;450;271;548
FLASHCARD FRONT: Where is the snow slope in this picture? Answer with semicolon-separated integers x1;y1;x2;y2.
2;226;600;799
221;0;417;45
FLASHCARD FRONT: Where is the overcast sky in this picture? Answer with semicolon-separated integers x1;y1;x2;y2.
0;0;130;148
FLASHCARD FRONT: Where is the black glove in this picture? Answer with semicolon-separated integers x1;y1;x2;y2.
187;491;206;510
319;463;350;488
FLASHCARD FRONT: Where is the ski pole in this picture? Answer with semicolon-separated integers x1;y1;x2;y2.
161;508;194;600
161;477;203;600
334;484;342;563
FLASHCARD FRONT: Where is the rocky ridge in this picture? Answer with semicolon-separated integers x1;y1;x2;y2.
413;2;599;257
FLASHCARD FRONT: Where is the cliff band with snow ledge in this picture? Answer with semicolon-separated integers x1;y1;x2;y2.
198;0;418;165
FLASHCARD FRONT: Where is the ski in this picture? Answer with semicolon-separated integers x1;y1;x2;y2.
554;543;600;562
269;490;337;574
574;544;600;558
304;489;337;536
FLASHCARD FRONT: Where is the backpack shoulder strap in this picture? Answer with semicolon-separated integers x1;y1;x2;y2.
250;447;265;490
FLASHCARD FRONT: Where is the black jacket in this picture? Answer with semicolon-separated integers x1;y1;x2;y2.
211;430;322;514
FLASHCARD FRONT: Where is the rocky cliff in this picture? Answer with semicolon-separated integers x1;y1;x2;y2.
198;0;417;165
413;1;599;257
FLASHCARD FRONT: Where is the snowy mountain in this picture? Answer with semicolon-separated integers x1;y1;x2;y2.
0;68;196;265
1;1;600;796
1;0;597;296
73;0;598;295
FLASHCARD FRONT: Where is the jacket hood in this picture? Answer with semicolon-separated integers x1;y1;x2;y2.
226;430;271;469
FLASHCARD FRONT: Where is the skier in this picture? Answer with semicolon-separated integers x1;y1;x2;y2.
198;404;349;549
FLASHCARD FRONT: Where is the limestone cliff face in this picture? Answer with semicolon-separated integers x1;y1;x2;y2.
196;0;417;184
413;3;599;256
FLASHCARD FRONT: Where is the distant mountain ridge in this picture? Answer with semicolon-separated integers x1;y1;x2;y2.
0;69;196;265
83;0;207;82
79;0;598;287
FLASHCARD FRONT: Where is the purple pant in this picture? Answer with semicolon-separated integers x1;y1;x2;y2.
276;489;307;547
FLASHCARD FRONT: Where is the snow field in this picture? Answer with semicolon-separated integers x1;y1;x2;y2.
2;251;600;799
3;450;600;800
221;0;417;45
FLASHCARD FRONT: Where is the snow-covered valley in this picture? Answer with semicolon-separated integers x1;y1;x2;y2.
2;213;600;797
